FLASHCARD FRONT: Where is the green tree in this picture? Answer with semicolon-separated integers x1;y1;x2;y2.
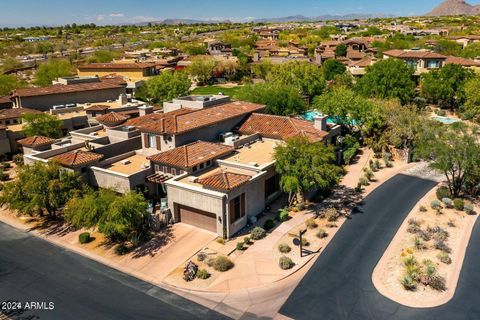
274;137;342;205
35;59;73;86
464;76;480;119
0;74;23;96
322;59;347;81
187;57;216;85
0;162;84;219
267;61;325;101
251;60;273;80
356;59;415;105
235;82;306;116
87;50;120;63
22;113;63;138
136;71;191;104
420;63;474;110
98;191;150;243
335;43;347;57
417;123;480;198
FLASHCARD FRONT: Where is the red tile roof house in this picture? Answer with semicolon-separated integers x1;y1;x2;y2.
10;77;126;111
383;49;447;75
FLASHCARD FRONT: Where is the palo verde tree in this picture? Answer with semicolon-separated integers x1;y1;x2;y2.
274;137;343;205
187;57;216;86
22;113;63;138
0;162;84;219
136;71;191;104
35;59;73;86
417;123;480;198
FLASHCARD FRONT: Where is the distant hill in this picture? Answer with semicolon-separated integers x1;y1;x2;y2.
252;13;395;23
426;0;480;16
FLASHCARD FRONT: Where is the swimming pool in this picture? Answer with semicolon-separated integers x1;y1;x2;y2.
302;111;357;126
432;116;460;125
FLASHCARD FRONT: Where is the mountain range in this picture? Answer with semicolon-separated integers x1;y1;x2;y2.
426;0;480;16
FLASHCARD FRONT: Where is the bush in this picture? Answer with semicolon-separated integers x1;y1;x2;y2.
437;252;452;264
12;154;23;166
243;236;252;245
434;240;451;253
418;230;431;242
369;160;379;172
216;238;225;245
305;218;318;229
115;243;129;255
301;237;309;247
429;226;449;241
435;109;446;116
1;162;11;169
363;168;374;181
277;208;290;222
453;198;464;211
212;256;234;272
317;229;328;239
429;276;446;291
430;200;442;210
464;203;475;215
359;176;370;186
436;186;451;201
236;242;244;251
196;269;210;280
419;205;427;212
197;252;207;262
250;227;266;240
278;243;291;253
279;256;295;270
78;232;91;244
325;208;338;222
401;275;417;290
326;222;337;228
263;219;275;231
407;219;420;234
0;170;9;181
442;198;453;208
382;152;392;163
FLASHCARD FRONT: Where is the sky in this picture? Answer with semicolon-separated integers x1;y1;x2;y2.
0;0;460;27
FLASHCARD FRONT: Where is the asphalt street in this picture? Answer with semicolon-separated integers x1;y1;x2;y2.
0;222;229;320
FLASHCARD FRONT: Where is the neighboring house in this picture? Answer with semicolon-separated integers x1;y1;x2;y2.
445;56;480;71
0;96;12;109
347;57;376;76
0;107;42;127
0;126;10;156
11;77;126;111
17;136;56;155
450;35;480;48
383;49;447;75
204;40;232;56
77;62;158;80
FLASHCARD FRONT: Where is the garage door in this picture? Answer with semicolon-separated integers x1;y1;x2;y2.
177;204;217;233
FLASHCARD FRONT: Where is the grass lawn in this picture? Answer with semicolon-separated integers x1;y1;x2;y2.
190;85;241;97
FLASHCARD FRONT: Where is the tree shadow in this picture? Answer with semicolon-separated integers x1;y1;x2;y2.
28;217;76;237
313;185;364;218
130;226;175;258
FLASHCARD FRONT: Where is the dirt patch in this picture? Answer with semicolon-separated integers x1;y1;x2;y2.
373;187;478;308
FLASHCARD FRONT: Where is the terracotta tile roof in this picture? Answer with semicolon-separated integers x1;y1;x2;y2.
17;136;55;147
0;107;42;120
346;49;366;60
12;82;124;98
96;112;130;127
99;74;128;86
53;150;103;168
148;141;233;169
85;104;110;112
0;96;11;104
445;56;480;67
197;171;251;191
384;50;446;59
138;101;265;135
237;113;328;143
124;108;194;127
349;57;374;67
78;62;156;70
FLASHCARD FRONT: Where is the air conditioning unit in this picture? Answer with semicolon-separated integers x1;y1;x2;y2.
121;160;131;165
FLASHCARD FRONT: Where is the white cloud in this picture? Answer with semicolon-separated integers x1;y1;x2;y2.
109;13;125;18
96;14;105;21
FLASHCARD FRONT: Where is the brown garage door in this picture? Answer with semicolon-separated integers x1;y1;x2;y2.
177;204;217;233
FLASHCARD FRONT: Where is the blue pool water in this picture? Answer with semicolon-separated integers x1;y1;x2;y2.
432;116;460;125
302;111;357;126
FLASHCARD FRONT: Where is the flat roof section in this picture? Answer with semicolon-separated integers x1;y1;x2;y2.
222;139;278;167
104;154;150;175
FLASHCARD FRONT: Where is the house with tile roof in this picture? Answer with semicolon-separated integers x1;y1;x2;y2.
383;49;447;75
17;136;56;154
77;62;158;80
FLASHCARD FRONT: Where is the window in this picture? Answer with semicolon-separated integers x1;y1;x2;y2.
265;174;281;198
148;134;157;148
171;168;177;176
91;112;96;117
192;165;198;172
426;60;440;69
229;194;245;223
5;120;10;125
206;160;211;166
199;163;204;170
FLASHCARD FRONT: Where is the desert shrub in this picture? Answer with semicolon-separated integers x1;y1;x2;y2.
196;269;210;280
374;159;381;170
355;182;363;192
236;242;244;251
418;230;431;241
0;170;9;181
115;243;129;255
250;227;266;240
301;237;310;246
419;205;427;212
434;240;451;253
401;275;416;290
279;256;295;270
243;236;252;245
325;208;339;222
407;219;421;234
437;252;452;264
453;198;464;211
429;275;446;291
277;208;290;222
403;255;418;268
464;203;475;215
369;160;379;172
326;222;337;228
436;186;451;201
430;200;442;210
216;238;225;245
413;236;427;250
1;162;11;169
206;258;214;267
213;256;234;272
78;232;91;244
428;226;449;241
263;219;275;231
317;228;328;239
278;243;291;253
363;168;374;181
382;152;392;163
305;218;318;229
442;198;453;208
359;176;369;186
447;219;456;228
12;154;23;166
197;252;207;262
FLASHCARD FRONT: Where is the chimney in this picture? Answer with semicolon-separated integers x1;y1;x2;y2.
314;115;328;131
118;93;128;105
253;52;260;62
138;105;154;116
